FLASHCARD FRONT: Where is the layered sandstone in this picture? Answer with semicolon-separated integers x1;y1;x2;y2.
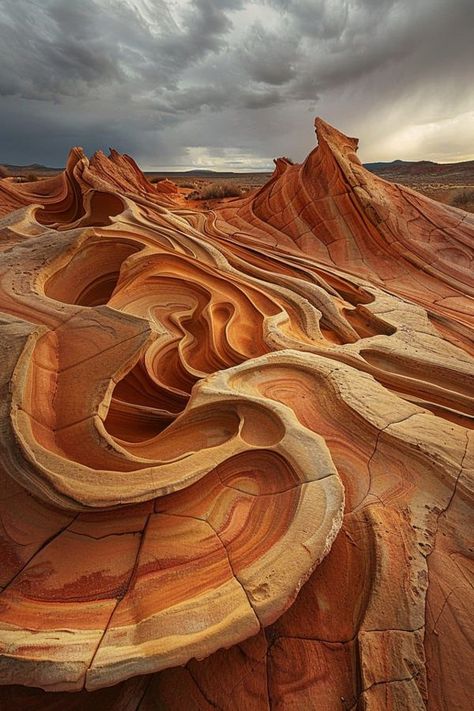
0;119;472;710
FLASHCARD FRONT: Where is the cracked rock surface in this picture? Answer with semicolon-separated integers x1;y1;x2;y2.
0;118;472;710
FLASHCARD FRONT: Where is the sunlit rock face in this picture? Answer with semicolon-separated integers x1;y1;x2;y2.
0;119;472;710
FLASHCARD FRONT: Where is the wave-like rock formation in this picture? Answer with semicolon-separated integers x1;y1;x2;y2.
0;119;472;710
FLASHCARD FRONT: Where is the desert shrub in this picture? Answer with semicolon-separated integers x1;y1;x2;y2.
197;182;242;200
0;165;9;178
24;172;39;182
180;181;197;189
451;189;474;208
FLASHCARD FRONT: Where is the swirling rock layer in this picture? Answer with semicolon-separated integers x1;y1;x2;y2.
0;119;472;710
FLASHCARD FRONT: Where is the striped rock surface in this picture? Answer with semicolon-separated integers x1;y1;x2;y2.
0;119;472;710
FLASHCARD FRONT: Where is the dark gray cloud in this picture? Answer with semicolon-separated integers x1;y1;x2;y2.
0;0;473;168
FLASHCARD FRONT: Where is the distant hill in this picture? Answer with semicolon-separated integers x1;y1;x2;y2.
1;162;60;174
179;169;222;176
146;169;272;178
364;158;474;182
365;159;436;170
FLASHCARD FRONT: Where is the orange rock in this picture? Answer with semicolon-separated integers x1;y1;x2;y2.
0;119;472;709
154;178;179;195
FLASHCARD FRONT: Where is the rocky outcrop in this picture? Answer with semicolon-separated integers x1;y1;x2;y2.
0;119;472;710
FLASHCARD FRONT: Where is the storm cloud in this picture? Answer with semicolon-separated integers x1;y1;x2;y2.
0;0;473;168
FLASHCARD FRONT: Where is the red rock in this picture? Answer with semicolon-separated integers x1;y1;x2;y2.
0;119;472;709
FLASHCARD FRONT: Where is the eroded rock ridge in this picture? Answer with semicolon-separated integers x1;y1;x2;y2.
0;119;472;710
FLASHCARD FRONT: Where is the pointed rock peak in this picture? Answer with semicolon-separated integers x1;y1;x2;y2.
314;117;360;158
272;157;294;178
65;146;87;172
122;153;146;175
91;149;108;162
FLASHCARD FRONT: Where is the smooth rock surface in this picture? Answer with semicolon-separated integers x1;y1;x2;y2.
0;119;472;710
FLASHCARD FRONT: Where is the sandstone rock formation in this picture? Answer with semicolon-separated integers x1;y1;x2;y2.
0;119;472;710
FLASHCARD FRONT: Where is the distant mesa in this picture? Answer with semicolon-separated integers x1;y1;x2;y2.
0;118;472;710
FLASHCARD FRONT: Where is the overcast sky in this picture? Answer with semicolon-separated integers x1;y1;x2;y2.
0;0;473;170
